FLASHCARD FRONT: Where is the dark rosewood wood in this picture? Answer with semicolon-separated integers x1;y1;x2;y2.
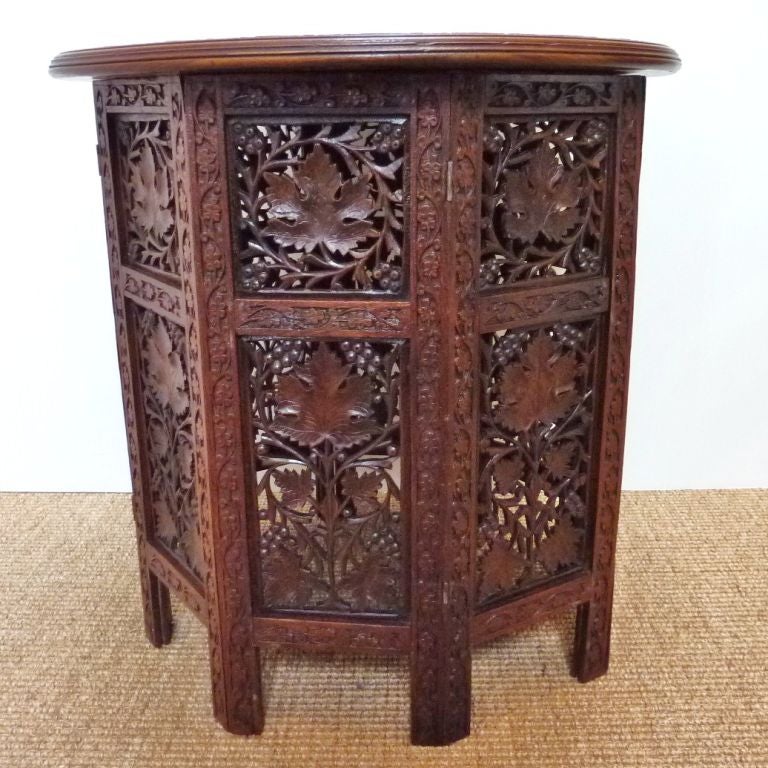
49;34;680;78
573;76;646;682
54;34;677;746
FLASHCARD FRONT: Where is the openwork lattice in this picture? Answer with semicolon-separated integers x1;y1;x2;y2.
116;119;178;275
481;117;609;286
230;120;406;293
134;305;202;578
243;338;405;615
477;320;597;605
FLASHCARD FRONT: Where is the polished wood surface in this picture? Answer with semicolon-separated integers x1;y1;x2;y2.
53;33;677;746
50;33;680;78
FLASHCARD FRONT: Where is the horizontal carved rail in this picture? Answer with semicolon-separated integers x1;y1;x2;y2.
484;74;618;114
121;266;183;323
477;277;609;332
253;616;409;654
234;298;411;337
147;544;208;626
471;572;592;646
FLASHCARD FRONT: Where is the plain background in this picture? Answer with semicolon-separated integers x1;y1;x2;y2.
0;0;766;492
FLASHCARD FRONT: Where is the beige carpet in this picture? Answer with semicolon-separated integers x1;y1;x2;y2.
1;491;766;767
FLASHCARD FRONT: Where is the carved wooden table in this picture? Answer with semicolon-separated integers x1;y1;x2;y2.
50;34;679;745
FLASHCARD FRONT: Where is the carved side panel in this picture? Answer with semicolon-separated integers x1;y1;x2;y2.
228;117;406;294
94;83;163;643
481;112;610;287
131;304;203;579
96;78;207;646
242;339;405;615
476;320;598;606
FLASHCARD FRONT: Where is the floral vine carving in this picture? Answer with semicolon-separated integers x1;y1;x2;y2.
481;117;609;286
224;76;412;110
230;120;405;292
117;119;179;274
486;78;615;110
135;307;203;579
477;321;597;605
244;339;405;615
107;81;167;109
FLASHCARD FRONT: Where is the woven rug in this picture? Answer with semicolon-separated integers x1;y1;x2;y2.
1;491;766;767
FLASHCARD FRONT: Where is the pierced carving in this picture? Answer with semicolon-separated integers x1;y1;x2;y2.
134;306;203;580
486;78;616;110
477;321;598;605
116;118;179;275
244;339;405;615
481;116;609;286
230;119;406;293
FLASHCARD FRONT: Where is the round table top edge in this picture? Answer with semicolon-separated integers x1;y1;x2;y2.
49;33;681;79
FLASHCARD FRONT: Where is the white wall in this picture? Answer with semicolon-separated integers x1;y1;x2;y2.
1;1;766;491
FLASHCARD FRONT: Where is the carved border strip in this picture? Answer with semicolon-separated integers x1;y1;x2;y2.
103;79;170;112
184;77;262;734
478;277;610;331
576;76;645;680
471;572;593;646
121;266;183;322
233;299;410;337
253;617;408;654
221;72;415;112
148;545;208;624
485;74;618;113
442;72;482;742
409;82;449;745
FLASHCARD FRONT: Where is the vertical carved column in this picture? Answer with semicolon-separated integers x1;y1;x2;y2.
573;76;646;681
183;77;263;734
409;74;480;746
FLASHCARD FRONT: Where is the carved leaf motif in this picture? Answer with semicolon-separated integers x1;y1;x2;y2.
130;143;174;240
181;524;205;576
502;143;583;244
273;469;313;509
481;539;528;595
493;455;525;494
263;145;375;255
537;516;582;572
341;470;382;514
544;442;577;479
273;344;376;448
262;549;314;607
144;319;189;415
498;335;578;432
154;498;178;542
340;553;399;610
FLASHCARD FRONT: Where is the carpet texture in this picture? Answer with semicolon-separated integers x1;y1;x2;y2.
1;490;766;767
